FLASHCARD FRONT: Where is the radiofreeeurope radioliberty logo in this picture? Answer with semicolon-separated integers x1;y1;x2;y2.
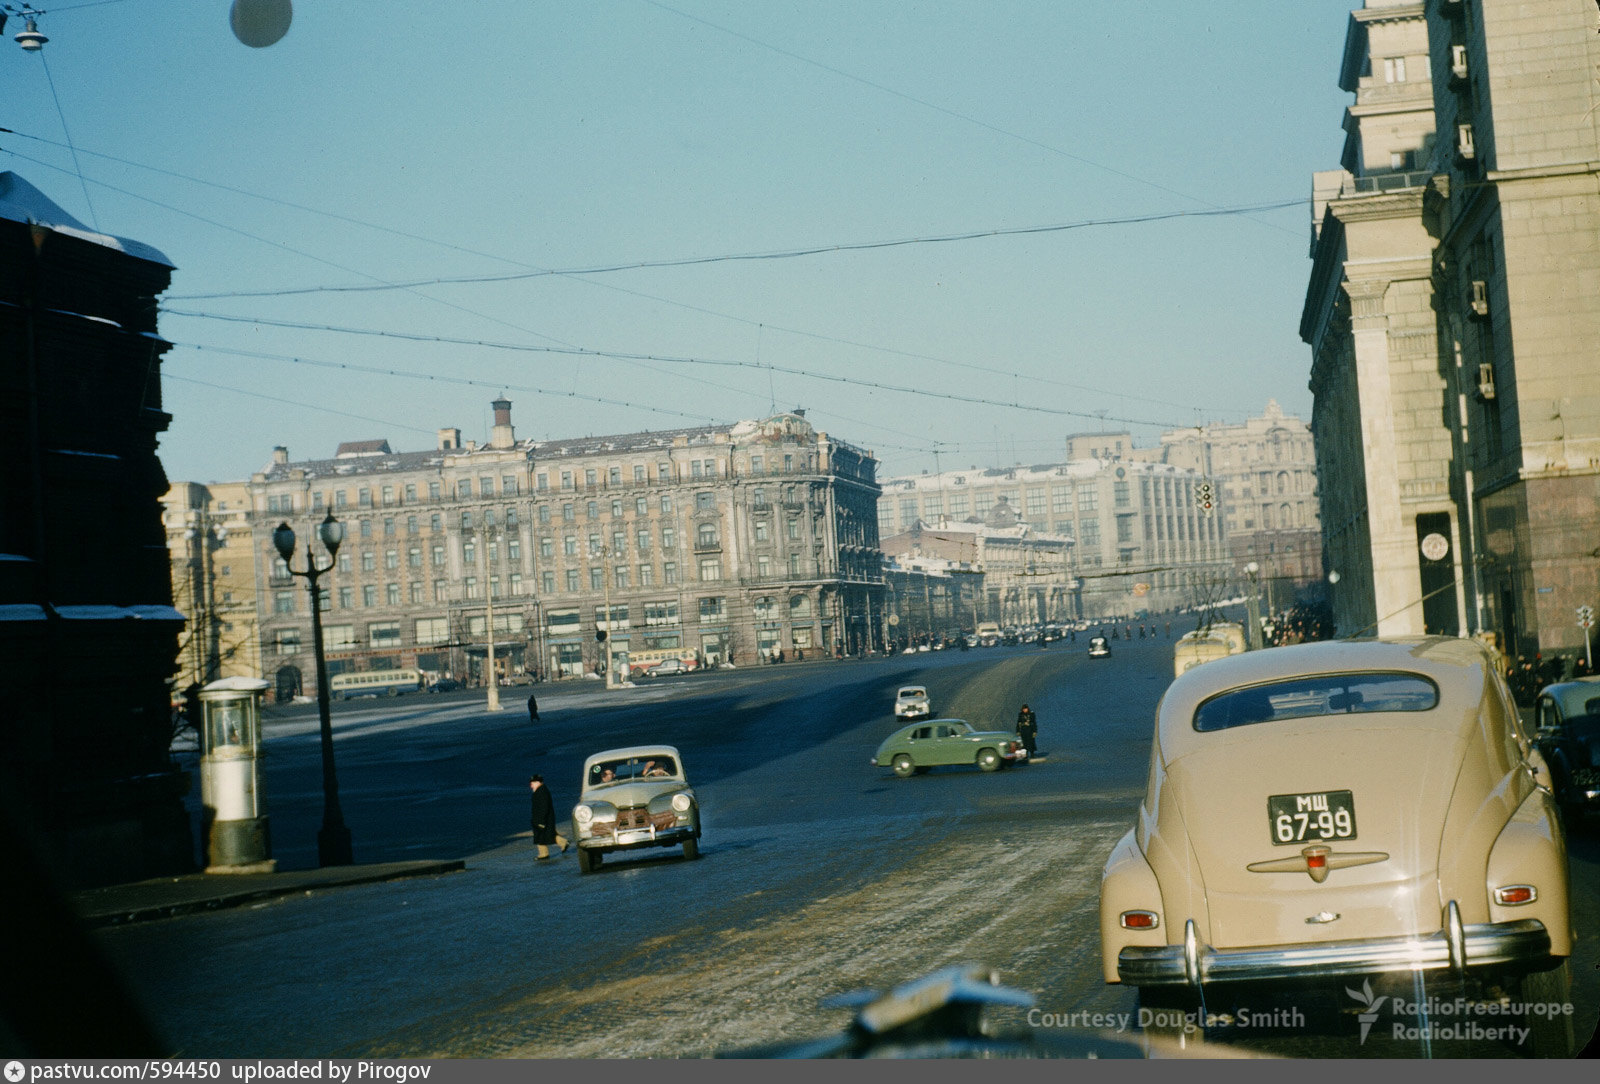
1345;978;1387;1044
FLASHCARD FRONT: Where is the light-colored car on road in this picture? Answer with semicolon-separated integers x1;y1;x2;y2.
572;745;700;873
872;718;1026;777
894;685;932;720
1099;637;1573;1055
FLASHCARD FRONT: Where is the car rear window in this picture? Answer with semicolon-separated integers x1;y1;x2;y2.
1193;672;1439;732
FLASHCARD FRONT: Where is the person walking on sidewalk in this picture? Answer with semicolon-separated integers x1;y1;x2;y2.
527;691;539;724
529;775;567;860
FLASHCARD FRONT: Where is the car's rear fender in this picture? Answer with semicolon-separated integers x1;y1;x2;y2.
1485;786;1571;956
1100;828;1165;983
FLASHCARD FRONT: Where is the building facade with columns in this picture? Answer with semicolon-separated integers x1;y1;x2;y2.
1158;400;1324;606
248;402;882;698
1304;0;1600;656
877;456;1229;620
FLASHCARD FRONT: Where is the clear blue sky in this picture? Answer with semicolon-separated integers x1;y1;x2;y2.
4;0;1356;483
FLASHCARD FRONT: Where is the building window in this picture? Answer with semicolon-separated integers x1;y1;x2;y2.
359;487;372;507
562;503;575;522
698;596;725;620
609;467;622;486
757;554;771;577
537;474;549;492
542;572;556;593
755;520;769;542
408;547;422;568
432;545;445;567
409;581;423;603
590;568;604;591
359;520;373;540
587;501;599;520
382;485;394;506
463;541;476;565
588;533;602;556
697;523;719;547
634;465;646;483
362;551;376;573
508;537;521;561
661;495;673;515
274;630;301;655
1383;56;1406;83
699;557;721;581
751;455;764;475
428;482;441;501
538;505;551;525
658;463;671;483
416;617;449;644
565;569;580;592
615;567;629;590
663;561;679;584
753;488;766;507
274;591;295;614
540;536;554;558
510;571;524;596
696;491;715;512
585;469;598;487
503;475;518;496
564;536;577;557
386;583;400;605
362;585;377;607
464;576;479;599
338;586;353;609
561;471;574;491
461;511;473;530
370;621;401;648
385;549;399;570
639;564;653;586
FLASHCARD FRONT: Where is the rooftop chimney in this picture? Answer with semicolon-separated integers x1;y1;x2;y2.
438;428;461;451
272;446;289;466
490;397;515;449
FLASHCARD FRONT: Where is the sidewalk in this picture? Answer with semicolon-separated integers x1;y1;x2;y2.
70;858;466;928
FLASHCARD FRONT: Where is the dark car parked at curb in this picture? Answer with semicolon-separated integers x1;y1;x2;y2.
427;678;462;693
1534;675;1600;828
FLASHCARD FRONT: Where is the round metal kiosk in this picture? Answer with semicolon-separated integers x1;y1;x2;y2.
199;677;276;873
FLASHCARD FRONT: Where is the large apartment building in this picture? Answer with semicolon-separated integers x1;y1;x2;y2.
162;480;263;689
1158;400;1324;603
249;402;881;698
878;456;1229;619
1304;0;1600;656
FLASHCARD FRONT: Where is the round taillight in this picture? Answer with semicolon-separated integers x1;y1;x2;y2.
1120;910;1159;930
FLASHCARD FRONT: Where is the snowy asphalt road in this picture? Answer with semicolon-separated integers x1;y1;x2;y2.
98;638;1600;1058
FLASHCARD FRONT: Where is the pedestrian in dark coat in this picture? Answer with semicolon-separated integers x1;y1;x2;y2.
529;775;567;860
1016;704;1039;759
527;692;539;723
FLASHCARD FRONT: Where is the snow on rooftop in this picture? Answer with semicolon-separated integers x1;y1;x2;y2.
0;172;174;268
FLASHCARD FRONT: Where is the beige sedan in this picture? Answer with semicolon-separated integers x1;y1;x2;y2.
1099;637;1573;1055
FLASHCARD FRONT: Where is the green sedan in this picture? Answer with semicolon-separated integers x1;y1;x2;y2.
872;718;1027;777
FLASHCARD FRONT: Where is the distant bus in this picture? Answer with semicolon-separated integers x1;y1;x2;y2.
975;621;1002;647
328;668;425;700
628;649;699;678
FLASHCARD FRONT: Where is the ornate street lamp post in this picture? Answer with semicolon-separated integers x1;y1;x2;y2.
272;512;353;866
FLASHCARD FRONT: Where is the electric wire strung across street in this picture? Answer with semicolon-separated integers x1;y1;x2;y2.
163;326;1194;430
3;130;1264;422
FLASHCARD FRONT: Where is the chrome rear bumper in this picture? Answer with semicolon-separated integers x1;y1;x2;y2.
1119;902;1551;988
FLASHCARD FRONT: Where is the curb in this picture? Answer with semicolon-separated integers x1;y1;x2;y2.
71;859;467;928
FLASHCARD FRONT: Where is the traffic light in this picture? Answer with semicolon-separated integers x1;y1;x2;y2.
1196;481;1216;514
